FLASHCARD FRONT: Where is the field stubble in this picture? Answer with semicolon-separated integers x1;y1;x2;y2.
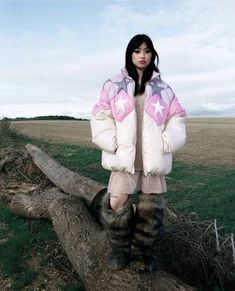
11;118;235;166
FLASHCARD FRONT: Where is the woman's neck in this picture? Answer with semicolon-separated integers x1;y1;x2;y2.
136;68;144;85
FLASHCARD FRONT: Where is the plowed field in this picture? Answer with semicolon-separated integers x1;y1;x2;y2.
11;118;235;166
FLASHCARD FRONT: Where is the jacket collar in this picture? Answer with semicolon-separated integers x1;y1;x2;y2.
121;67;160;81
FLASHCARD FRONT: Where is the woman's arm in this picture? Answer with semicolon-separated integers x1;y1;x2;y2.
162;93;187;153
90;82;117;154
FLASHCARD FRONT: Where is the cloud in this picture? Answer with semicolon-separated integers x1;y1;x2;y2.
188;101;235;117
0;1;235;118
0;34;123;106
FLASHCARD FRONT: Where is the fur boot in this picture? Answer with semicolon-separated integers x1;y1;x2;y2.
101;192;134;270
131;193;165;272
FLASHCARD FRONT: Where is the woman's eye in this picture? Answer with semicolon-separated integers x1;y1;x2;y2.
145;49;151;53
134;50;140;53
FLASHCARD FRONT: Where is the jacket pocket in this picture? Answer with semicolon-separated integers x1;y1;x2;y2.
101;149;135;174
143;125;173;175
159;152;173;175
101;151;124;172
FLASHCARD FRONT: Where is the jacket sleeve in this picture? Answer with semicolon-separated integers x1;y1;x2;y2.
90;81;117;154
162;90;187;154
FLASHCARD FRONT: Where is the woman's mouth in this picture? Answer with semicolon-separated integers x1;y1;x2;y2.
139;60;146;64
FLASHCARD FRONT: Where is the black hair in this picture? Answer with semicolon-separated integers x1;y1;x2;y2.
125;34;160;95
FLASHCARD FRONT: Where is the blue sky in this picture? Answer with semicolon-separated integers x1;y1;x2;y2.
0;0;235;118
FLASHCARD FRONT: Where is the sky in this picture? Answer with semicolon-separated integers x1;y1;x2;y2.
0;0;235;119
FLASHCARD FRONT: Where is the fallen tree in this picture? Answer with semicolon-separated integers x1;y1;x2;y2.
1;144;234;290
8;144;195;291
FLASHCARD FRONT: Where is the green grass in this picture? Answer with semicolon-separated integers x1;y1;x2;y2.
0;134;86;290
45;141;235;233
165;162;235;233
6;133;235;233
45;141;235;234
0;203;84;290
0;132;234;289
0;204;54;290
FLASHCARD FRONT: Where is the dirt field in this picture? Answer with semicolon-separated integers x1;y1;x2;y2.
11;118;235;166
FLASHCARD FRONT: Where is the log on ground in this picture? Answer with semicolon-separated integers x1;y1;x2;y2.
49;197;195;291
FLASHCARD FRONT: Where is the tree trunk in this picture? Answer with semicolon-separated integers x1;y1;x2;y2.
10;187;68;219
49;197;194;291
25;143;105;206
9;144;195;290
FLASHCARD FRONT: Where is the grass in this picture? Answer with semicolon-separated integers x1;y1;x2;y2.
0;201;84;290
0;204;54;290
0;133;85;289
11;133;235;233
165;162;235;233
0;132;234;289
0;118;17;147
5;132;235;233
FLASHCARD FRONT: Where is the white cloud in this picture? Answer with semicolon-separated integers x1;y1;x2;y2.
0;35;123;106
188;102;235;117
0;0;235;118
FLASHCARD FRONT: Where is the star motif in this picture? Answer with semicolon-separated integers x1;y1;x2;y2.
149;80;165;97
152;100;164;115
114;78;132;94
116;97;128;111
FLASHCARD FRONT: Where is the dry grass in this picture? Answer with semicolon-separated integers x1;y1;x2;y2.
176;118;235;166
11;120;92;147
11;118;235;166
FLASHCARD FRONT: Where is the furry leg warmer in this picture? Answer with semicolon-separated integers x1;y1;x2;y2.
101;192;134;270
131;193;165;272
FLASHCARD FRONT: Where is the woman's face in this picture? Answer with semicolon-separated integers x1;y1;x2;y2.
132;42;152;71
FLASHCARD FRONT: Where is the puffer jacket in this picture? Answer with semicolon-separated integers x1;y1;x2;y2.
90;67;187;176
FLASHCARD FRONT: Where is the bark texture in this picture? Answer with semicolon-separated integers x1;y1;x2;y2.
10;187;68;219
25;143;105;206
49;197;195;291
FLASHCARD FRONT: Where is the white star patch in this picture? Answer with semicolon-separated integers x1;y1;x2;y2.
152;100;164;115
116;97;128;111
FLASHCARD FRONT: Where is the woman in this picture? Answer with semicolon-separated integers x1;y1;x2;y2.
90;34;186;272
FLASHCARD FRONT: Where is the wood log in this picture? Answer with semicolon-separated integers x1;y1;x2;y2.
10;187;68;219
8;144;195;290
10;188;195;290
25;143;105;206
49;197;195;291
6;182;38;194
